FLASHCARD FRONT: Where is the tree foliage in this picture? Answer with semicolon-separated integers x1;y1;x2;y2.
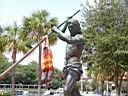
0;60;63;86
1;22;32;95
22;10;58;45
0;54;11;84
82;0;128;95
52;68;63;88
15;61;38;84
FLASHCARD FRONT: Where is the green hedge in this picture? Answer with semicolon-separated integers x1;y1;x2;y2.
0;92;12;96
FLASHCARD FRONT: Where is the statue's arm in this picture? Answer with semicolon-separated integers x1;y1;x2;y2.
52;26;83;44
57;32;71;43
61;22;69;33
57;33;83;44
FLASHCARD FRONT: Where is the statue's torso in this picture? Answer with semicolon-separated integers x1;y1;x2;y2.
65;34;84;65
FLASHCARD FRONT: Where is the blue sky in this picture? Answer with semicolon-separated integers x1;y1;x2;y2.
0;0;83;26
0;0;87;70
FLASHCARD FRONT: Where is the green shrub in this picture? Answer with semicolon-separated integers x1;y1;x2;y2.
0;92;12;96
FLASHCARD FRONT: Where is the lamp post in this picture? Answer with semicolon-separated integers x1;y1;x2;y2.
80;77;84;93
106;80;109;96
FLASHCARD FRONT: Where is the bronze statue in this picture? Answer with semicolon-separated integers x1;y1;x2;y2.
52;19;84;96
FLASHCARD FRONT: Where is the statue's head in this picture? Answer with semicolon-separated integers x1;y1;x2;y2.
68;20;81;36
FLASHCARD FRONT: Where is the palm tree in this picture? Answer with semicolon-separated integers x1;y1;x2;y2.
0;26;5;53
22;10;58;96
0;26;3;35
22;10;58;45
3;22;31;96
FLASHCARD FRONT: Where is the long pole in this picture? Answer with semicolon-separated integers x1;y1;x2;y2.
0;10;81;95
0;37;46;79
38;36;42;96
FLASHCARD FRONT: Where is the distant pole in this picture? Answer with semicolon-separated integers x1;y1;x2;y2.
80;77;83;93
106;80;109;96
38;37;42;96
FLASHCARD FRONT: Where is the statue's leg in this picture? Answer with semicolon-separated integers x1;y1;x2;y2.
64;69;81;96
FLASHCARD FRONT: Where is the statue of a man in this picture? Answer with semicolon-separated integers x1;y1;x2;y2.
52;19;84;96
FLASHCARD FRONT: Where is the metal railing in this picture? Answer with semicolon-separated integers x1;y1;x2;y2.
0;84;46;91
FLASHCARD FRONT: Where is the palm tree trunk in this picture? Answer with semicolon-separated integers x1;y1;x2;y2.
38;37;42;96
11;68;15;96
101;80;104;96
118;71;125;96
114;65;120;96
12;47;16;96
